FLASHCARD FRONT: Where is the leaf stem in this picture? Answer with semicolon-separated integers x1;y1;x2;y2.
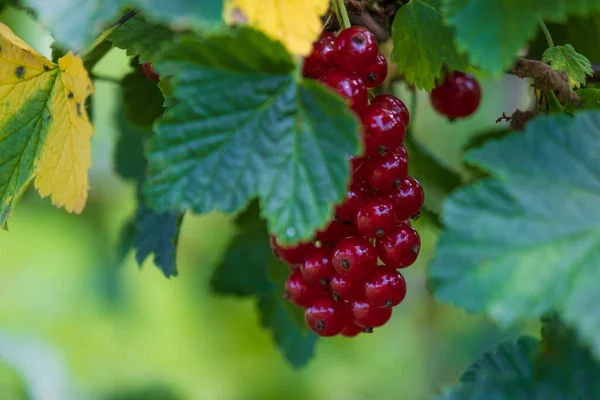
333;0;351;30
539;18;554;48
79;9;139;59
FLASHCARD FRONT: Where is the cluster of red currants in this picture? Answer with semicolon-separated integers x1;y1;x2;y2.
271;26;424;338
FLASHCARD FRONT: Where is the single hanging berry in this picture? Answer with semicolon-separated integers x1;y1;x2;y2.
361;103;407;156
364;147;409;191
386;176;424;221
430;71;482;119
330;273;363;301
303;32;337;79
341;320;365;337
361;53;388;88
364;266;407;308
320;68;369;113
371;95;410;126
350;296;392;328
140;63;160;81
270;236;315;266
376;223;421;269
301;246;335;286
332;236;378;280
305;296;348;336
284;269;326;308
334;26;378;75
355;197;396;238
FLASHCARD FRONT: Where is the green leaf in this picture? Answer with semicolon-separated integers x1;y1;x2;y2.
542;44;593;88
23;0;222;52
391;0;466;91
145;27;361;245
576;88;600;109
439;315;600;399
121;70;165;128
429;111;600;357
211;202;318;368
108;13;175;63
443;0;600;74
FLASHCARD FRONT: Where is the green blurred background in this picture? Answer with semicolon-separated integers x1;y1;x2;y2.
0;8;537;400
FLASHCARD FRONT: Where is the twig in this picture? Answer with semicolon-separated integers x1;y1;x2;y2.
79;9;139;58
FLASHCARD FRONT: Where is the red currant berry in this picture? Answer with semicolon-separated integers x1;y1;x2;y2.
319;68;368;113
385;176;424;221
336;179;371;221
334;26;378;75
140;63;160;81
365;148;409;191
371;95;410;126
362;53;388;88
317;219;359;243
430;71;481;119
301;246;335;286
376;224;421;269
365;266;407;308
332;237;378;280
341;320;364;337
303;32;337;79
284;269;325;308
350;296;392;328
330;273;363;301
305;296;348;336
270;236;315;265
361;104;407;156
355;197;396;238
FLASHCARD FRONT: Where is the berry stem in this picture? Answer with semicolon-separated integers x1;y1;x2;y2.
79;9;139;59
332;0;352;30
538;18;554;48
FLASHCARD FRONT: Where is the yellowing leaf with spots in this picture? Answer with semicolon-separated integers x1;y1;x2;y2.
0;22;94;228
226;0;330;55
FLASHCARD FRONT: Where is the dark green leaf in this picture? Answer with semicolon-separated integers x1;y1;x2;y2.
443;0;600;74
145;27;361;245
542;44;593;88
211;202;318;368
429;111;600;357
114;114;148;182
391;0;466;91
121;70;165;128
109;13;175;63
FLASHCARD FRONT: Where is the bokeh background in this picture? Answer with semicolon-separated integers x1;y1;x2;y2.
0;8;538;400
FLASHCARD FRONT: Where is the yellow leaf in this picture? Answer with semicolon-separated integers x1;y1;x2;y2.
226;0;330;55
0;23;94;228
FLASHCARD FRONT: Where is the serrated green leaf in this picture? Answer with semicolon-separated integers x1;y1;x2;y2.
23;0;222;52
121;70;165;128
108;13;175;63
211;202;318;368
391;0;466;91
144;27;361;245
542;44;593;88
429;111;600;358
443;0;600;74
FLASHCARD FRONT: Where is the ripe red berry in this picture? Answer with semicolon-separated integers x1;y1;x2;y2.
362;53;388;88
317;219;359;244
336;179;371;221
334;26;378;74
330;273;363;301
361;104;407;156
140;63;160;81
270;236;316;265
350;156;367;181
332;236;378;280
341;320;364;337
385;176;424;221
301;246;335;286
355;197;396;238
371;94;410;126
303;32;337;79
365;148;409;191
305;296;348;336
284;269;325;308
376;224;421;269
350;296;392;328
319;68;369;113
430;71;482;119
365;266;407;308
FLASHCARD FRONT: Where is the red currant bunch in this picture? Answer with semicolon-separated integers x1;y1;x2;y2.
271;26;424;338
